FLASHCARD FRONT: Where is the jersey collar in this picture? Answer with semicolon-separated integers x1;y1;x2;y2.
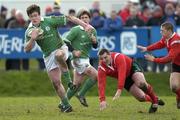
28;17;44;28
79;25;85;31
165;32;176;41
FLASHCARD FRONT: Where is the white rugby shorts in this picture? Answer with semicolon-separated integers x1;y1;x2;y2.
71;58;91;74
44;44;69;72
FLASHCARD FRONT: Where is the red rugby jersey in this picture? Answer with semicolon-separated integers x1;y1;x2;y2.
98;52;132;102
147;32;180;65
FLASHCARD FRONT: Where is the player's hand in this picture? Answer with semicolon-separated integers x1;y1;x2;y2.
90;34;97;43
31;29;40;40
113;89;122;101
85;24;94;33
144;54;155;62
137;45;147;52
72;50;81;57
100;101;107;111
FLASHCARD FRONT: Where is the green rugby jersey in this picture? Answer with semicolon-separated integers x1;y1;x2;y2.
25;16;67;57
66;25;97;59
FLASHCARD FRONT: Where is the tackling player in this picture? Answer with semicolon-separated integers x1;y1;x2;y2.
138;22;180;109
97;49;164;113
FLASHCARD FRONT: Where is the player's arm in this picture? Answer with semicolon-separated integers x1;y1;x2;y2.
153;43;180;63
90;29;98;49
98;66;107;102
113;55;127;100
137;39;166;52
98;66;107;110
24;29;39;52
146;39;166;51
66;15;93;32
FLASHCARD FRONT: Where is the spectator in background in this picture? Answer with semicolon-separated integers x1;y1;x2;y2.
147;5;164;26
90;0;106;18
118;0;139;25
66;9;76;28
104;10;123;32
6;10;29;71
140;0;157;11
155;0;177;9
4;8;16;28
175;3;180;25
45;5;53;16
50;2;63;16
147;5;166;73
125;5;146;71
139;5;152;24
163;3;176;26
90;9;104;29
0;5;8;28
125;5;145;27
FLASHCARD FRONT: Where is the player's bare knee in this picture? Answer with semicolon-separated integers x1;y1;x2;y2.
55;52;64;61
138;96;145;102
138;82;146;88
139;82;147;92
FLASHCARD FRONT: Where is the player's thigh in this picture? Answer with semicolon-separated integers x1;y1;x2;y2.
170;72;180;90
47;67;61;82
132;72;147;86
73;70;85;85
129;84;145;100
84;66;97;80
55;45;69;61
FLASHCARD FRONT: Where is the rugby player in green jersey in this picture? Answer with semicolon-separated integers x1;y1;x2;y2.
24;4;93;112
65;9;98;107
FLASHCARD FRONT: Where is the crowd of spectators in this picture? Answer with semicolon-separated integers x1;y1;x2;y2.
0;0;180;72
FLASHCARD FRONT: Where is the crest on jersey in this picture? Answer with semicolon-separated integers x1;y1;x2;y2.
45;26;50;31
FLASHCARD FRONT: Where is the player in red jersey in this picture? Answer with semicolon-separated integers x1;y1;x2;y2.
97;49;164;113
138;22;180;109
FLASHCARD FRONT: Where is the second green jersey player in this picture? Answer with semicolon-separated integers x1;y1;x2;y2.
65;9;98;107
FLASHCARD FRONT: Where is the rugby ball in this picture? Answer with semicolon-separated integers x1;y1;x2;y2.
27;28;44;37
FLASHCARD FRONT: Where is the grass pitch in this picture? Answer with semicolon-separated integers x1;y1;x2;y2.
0;96;179;120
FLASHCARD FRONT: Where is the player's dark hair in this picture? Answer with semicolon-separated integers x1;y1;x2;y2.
161;22;174;32
77;9;91;19
98;49;110;56
26;4;40;16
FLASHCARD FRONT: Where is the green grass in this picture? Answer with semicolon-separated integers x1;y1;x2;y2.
0;71;173;96
0;96;179;120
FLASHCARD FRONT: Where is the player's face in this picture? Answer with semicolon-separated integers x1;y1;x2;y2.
160;26;171;38
99;52;111;65
80;14;90;24
29;12;41;26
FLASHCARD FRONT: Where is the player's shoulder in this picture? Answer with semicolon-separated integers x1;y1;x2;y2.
70;25;81;31
25;23;34;34
170;33;180;46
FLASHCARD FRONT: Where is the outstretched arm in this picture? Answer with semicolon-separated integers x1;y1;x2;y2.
147;44;180;64
137;45;147;52
98;66;107;110
66;15;93;32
